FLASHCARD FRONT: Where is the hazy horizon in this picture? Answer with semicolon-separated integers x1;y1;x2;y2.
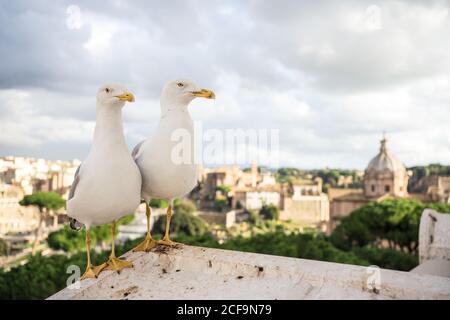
1;152;448;172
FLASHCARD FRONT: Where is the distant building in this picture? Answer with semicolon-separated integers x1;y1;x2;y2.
363;137;409;198
329;136;410;231
426;176;450;204
337;175;356;188
202;162;262;200
232;176;329;229
233;185;281;210
202;165;245;200
0;156;80;242
0;156;80;197
328;188;369;221
280;179;329;231
0;184;39;236
200;163;330;229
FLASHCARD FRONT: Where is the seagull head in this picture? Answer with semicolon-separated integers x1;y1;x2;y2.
96;83;135;107
160;79;215;107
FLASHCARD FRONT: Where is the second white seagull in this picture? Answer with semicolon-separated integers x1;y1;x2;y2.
132;79;215;251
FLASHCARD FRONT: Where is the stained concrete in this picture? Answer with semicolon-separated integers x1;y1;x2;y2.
48;244;450;300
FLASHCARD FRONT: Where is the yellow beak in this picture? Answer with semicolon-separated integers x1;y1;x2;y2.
191;89;216;99
115;92;135;102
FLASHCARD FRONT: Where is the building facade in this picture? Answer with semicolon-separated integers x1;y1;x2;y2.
0;156;79;238
329;136;410;231
0;156;80;197
363;136;409;198
0;184;40;236
199;163;330;228
426;176;450;204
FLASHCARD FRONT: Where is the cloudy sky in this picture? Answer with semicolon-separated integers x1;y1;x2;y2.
0;0;449;169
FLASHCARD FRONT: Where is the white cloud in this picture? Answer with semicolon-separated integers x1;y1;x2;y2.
0;89;95;148
83;23;115;55
0;0;449;168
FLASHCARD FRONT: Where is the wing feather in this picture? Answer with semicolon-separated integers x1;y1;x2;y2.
132;140;145;159
68;164;81;201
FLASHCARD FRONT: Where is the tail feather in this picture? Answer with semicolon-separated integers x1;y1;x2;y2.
69;217;84;231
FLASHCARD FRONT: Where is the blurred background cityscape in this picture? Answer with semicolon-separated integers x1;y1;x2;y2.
1;134;449;299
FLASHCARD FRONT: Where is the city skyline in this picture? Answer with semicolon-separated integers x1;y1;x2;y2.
1;1;450;169
1;131;449;171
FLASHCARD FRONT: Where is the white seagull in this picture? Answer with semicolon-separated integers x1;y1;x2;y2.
67;84;141;280
132;79;215;251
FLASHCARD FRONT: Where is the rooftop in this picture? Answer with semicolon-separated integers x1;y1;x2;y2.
366;136;406;175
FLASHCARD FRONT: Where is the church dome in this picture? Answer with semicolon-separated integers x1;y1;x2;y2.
366;136;406;174
364;135;409;198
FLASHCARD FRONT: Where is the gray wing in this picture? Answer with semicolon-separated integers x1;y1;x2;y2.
68;164;81;201
132;140;145;159
67;164;85;230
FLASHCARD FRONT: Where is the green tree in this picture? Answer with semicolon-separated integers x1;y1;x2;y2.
149;198;169;208
153;200;209;237
248;210;261;224
259;204;280;220
0;235;141;299
174;199;197;214
47;214;135;253
330;199;450;254
0;249;116;299
214;199;229;212
19;192;65;255
47;226;87;253
0;238;9;256
217;231;368;266
276;167;302;183
353;247;418;271
119;214;135;225
216;185;231;196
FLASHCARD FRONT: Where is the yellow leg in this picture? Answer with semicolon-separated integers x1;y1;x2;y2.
104;221;133;273
80;228;107;280
157;205;176;246
133;202;158;252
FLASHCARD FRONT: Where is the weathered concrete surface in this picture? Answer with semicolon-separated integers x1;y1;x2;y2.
48;245;450;300
411;259;450;278
419;209;450;263
412;209;450;278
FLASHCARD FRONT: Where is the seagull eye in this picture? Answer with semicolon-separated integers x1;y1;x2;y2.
177;83;184;88
105;88;110;93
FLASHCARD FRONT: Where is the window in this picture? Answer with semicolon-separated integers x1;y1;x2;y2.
371;185;375;192
385;185;390;192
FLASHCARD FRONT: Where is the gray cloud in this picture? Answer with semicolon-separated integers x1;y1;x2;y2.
0;0;449;168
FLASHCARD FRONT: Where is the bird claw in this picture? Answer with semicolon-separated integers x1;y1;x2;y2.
104;257;133;273
133;236;158;252
80;263;107;281
157;238;177;247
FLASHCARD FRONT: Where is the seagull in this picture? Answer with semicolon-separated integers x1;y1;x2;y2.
132;79;215;251
67;83;141;280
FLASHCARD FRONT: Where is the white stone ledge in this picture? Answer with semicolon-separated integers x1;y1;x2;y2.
48;245;450;300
